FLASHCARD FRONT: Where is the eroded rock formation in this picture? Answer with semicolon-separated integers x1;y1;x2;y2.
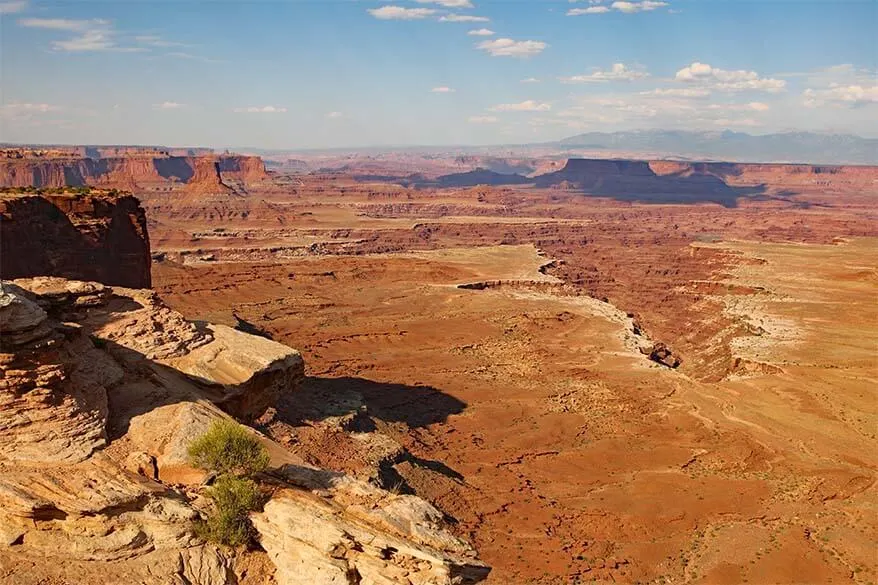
0;276;487;584
0;191;151;288
0;153;268;192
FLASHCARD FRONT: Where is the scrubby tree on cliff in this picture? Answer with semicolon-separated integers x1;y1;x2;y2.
188;420;270;547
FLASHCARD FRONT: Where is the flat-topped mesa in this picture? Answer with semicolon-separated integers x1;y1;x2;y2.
538;157;878;191
0;189;151;288
0;151;268;191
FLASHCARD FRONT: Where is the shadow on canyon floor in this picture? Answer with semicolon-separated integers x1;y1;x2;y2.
274;375;468;429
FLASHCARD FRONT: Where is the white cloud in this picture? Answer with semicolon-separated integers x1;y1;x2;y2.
568;1;667;15
18;17;106;30
467;28;495;36
326;111;343;118
560;63;649;83
155;102;184;110
368;6;437;19
748;102;770;111
490;100;551;112
567;6;610;15
439;14;490;22
431;86;455;93
476;38;547;58
468;115;498;123
611;1;668;13
675;62;786;93
0;1;27;14
414;0;473;6
19;17;145;52
804;85;878;108
520;77;540;83
797;65;878;108
233;105;287;113
641;87;711;97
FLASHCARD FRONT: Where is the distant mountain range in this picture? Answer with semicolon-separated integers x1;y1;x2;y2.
553;130;878;165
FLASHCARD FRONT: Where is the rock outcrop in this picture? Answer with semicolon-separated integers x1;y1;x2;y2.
0;191;152;288
255;469;490;585
535;158;878;203
0;153;268;191
0;277;487;584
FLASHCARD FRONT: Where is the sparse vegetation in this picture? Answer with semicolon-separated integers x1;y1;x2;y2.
193;475;263;547
187;419;270;476
187;419;270;547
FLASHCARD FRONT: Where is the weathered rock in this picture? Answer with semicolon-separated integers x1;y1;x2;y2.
0;191;151;288
169;324;305;420
254;468;490;585
0;282;53;350
0;284;120;463
0;276;487;585
642;342;682;368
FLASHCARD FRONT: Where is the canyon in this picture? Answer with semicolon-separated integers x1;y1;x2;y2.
1;148;876;585
0;148;267;193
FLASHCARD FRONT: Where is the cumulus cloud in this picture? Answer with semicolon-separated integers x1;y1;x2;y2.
490;100;551;112
439;14;490;22
612;1;668;13
520;77;540;83
476;38;547;58
155;102;184;110
467;28;495;36
560;63;649;83
675;62;786;92
368;6;437;19
568;0;667;15
796;65;878;108
414;0;473;6
567;6;610;15
468;115;498;123
431;86;455;93
233;105;287;113
804;85;878;108
0;1;28;13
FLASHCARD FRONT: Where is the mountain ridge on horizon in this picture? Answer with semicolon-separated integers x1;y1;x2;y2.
4;129;877;166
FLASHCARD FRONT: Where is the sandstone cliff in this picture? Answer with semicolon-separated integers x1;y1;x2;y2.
535;158;878;194
0;277;488;585
0;191;152;288
0;154;268;192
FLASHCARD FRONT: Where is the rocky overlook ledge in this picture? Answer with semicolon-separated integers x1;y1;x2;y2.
0;190;489;585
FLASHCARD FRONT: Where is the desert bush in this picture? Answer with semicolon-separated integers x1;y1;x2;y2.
194;475;263;546
187;419;270;476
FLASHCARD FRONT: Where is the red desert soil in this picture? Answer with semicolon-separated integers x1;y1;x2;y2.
150;173;877;584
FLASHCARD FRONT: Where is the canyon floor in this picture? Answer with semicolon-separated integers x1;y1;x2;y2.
148;176;877;584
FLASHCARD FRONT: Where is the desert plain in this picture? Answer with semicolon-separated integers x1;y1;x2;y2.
129;162;878;584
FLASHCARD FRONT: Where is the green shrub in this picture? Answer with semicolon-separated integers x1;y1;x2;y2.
195;475;263;547
187;419;270;476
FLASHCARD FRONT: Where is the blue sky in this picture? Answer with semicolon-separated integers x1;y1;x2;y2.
1;0;876;148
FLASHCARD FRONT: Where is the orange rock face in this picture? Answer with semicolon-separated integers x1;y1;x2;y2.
0;191;152;288
0;153;268;192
